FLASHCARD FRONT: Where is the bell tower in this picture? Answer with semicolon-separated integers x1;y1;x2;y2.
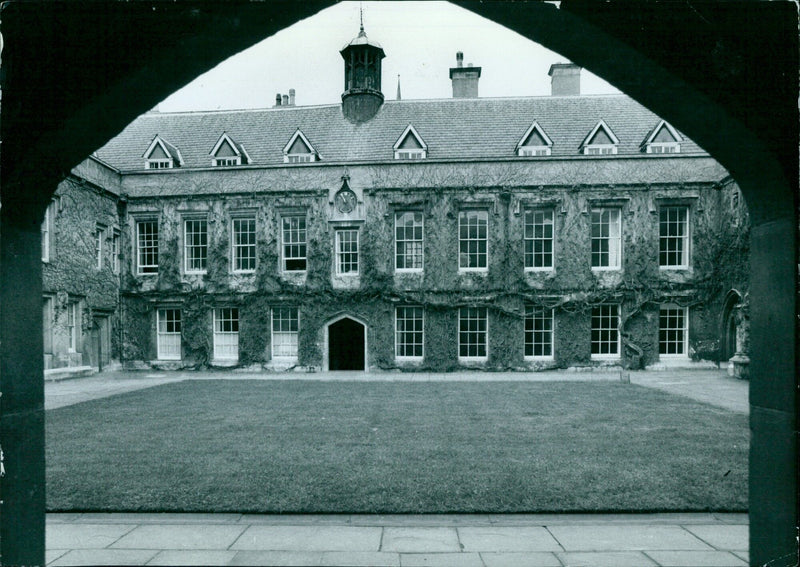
340;15;385;123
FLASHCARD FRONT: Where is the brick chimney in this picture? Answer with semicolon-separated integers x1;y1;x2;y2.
450;52;481;98
289;89;296;106
548;63;581;96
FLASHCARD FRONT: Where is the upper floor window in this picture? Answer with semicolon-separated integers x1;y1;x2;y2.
143;136;181;170
524;208;554;270
111;229;120;274
591;208;622;270
644;120;682;154
95;226;104;269
232;217;257;273
393;124;427;160
157;307;182;360
283;129;318;163
281;215;307;272
335;228;359;275
581;120;619;155
395;211;423;272
516;121;553;157
41;199;57;262
659;206;689;268
184;218;208;274
459;210;488;271
210;132;249;167
591;304;619;359
136;219;159;275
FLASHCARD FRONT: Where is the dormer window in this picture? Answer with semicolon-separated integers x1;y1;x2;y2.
393;124;427;160
210;132;250;167
516;121;553;157
643;120;682;154
581;120;619;155
143;136;182;169
283;129;318;163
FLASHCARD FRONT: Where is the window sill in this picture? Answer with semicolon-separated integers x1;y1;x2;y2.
524;267;554;273
525;356;554;362
459;357;488;363
395;269;424;274
395;357;423;363
458;268;488;274
591;267;622;272
590;355;620;361
232;270;256;275
211;358;239;367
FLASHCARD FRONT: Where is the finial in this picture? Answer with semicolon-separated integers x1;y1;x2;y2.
359;3;365;35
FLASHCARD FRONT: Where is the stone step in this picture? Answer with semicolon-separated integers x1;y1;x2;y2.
44;366;95;382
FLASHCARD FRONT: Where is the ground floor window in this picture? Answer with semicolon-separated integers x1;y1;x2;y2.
591;305;619;358
459;307;487;360
525;306;553;359
157;308;182;360
395;306;424;360
67;301;80;352
272;307;299;359
659;304;688;357
213;308;239;361
43;296;53;354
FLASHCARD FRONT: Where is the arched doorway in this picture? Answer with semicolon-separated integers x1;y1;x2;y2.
326;316;366;371
720;290;742;362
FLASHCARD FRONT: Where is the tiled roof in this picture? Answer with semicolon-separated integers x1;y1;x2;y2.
96;95;705;171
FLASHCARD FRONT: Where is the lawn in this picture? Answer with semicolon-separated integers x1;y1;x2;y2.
46;380;748;513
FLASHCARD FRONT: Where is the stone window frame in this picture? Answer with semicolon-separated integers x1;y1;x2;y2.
659;303;689;358
523;207;555;271
524;305;554;360
95;224;106;270
590;204;623;271
657;202;691;270
41;199;58;263
230;213;257;274
66;299;82;354
111;228;121;274
334;227;360;276
213;307;239;362
458;306;488;362
395;305;424;362
156;306;182;361
182;215;209;275
590;304;620;360
394;210;424;273
133;214;159;276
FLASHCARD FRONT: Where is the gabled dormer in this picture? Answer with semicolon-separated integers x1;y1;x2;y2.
210;132;250;167
580;120;619;155
642;120;682;154
393;124;427;160
283;129;318;163
516;121;553;156
143;135;182;169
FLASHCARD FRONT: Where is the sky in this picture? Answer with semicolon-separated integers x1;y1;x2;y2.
157;1;619;112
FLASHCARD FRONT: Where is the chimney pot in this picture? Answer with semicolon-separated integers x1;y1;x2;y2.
282;94;289;106
289;88;296;106
456;51;463;68
275;93;282;106
450;52;481;98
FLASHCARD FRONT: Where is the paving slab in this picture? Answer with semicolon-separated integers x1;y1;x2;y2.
381;527;461;552
110;523;247;550
49;549;159;566
45;549;70;565
239;514;352;525
47;513;84;523
80;512;243;524
712;513;749;524
229;550;324;566
733;551;749;563
47;522;137;549
145;549;238;566
320;551;402;566
231;525;382;552
352;514;493;527
557;551;658;566
480;551;563;566
458;526;562;552
645;550;748;566
399;552;485;566
684;524;748;550
547;525;714;551
487;513;725;526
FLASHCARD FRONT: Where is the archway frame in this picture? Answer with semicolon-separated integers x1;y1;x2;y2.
0;3;795;565
323;313;369;372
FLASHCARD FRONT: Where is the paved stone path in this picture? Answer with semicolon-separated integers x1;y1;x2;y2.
46;512;748;566
45;368;748;565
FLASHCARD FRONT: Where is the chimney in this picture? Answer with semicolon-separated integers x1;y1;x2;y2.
289;89;296;106
548;63;581;96
282;94;289;106
275;93;282;107
449;52;481;98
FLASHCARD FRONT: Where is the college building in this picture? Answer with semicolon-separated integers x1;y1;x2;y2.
43;25;750;374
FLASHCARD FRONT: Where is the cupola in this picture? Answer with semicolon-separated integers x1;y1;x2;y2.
340;20;385;123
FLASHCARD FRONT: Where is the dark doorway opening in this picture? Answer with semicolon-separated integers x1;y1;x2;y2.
328;317;365;370
720;291;741;361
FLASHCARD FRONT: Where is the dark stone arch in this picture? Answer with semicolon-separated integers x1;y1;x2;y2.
1;3;795;564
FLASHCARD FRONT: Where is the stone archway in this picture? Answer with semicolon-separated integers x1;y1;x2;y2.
1;3;796;565
325;315;368;371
